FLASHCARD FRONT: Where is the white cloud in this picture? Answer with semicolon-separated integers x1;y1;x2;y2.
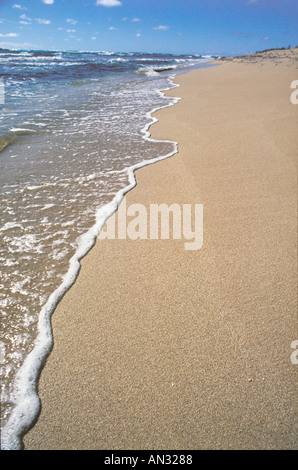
109;26;116;30
96;0;122;7
91;36;97;40
42;0;54;4
66;19;78;25
0;33;20;37
67;29;76;33
153;25;169;31
36;18;51;24
132;18;141;22
136;33;141;37
13;4;27;9
20;14;32;22
262;36;270;40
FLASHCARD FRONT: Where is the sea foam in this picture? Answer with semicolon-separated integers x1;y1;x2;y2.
0;78;180;451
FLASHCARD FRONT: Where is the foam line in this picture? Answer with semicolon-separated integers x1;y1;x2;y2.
1;78;181;450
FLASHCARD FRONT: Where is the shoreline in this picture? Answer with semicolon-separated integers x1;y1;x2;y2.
1;73;183;450
24;50;297;450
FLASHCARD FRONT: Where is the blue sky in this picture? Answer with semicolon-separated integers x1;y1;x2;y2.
0;0;297;55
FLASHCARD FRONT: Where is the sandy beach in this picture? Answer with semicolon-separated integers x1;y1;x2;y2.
24;50;297;450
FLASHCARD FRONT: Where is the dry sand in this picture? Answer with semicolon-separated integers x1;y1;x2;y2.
24;50;297;450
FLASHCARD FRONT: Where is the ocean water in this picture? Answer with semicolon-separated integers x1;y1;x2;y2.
0;49;212;449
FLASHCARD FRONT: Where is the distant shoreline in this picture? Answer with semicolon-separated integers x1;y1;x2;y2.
218;46;298;64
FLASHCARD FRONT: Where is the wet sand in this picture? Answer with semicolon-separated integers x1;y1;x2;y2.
24;50;297;450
